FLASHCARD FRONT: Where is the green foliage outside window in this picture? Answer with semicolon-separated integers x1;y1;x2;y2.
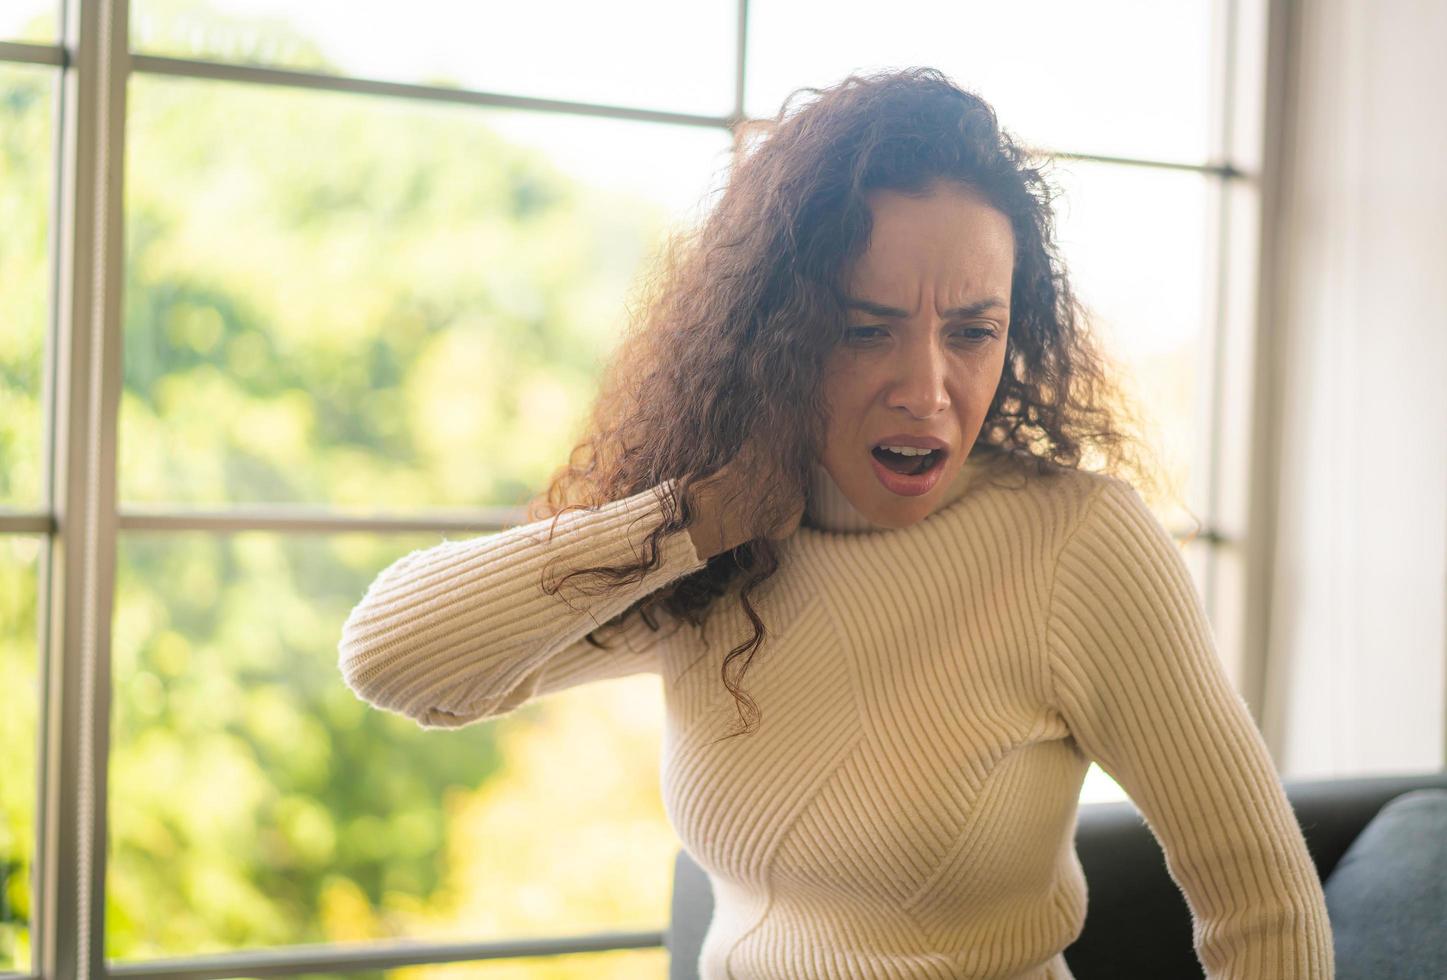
1;6;706;977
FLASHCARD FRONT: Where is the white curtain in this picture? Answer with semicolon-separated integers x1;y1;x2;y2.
1260;0;1447;777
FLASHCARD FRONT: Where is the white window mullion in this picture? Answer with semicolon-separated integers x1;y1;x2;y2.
42;2;129;979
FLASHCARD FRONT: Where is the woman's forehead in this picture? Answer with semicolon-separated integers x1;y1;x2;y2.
848;186;1014;297
846;249;1014;312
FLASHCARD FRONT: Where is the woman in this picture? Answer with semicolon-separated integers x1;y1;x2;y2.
338;68;1334;979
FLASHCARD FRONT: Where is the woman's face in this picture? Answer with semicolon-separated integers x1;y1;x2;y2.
820;179;1015;528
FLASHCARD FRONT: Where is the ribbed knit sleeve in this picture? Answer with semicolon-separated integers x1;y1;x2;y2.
337;481;707;730
1045;479;1334;980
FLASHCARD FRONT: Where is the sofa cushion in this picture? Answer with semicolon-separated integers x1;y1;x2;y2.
1323;788;1447;980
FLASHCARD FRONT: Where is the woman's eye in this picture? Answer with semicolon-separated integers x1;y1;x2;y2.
843;325;995;345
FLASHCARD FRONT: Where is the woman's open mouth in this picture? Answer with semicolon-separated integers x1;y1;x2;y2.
869;444;947;496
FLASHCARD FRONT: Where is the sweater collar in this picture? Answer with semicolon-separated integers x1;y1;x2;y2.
803;448;992;533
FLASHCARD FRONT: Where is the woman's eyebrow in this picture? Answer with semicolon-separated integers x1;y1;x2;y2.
845;296;1008;318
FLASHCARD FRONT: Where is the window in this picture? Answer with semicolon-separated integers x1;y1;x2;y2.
0;0;1269;975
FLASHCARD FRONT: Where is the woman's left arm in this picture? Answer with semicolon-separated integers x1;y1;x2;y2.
1045;478;1335;980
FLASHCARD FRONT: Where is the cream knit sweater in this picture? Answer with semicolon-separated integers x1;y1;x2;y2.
337;449;1335;980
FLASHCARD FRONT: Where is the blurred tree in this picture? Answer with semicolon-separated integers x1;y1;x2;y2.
2;2;689;977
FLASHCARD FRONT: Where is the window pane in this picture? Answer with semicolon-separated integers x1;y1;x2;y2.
122;73;732;510
746;0;1215;165
0;3;56;43
1050;160;1214;530
0;535;42;972
108;531;676;963
1079;764;1128;806
130;0;737;117
0;64;55;510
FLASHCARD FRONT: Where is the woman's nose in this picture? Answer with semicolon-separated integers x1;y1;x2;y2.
885;339;951;419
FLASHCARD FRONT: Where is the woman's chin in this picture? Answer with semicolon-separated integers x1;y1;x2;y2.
820;457;946;527
852;485;937;527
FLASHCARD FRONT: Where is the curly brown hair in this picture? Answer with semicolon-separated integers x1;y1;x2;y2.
524;66;1188;739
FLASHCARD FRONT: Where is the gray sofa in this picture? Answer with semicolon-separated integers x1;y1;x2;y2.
664;768;1447;979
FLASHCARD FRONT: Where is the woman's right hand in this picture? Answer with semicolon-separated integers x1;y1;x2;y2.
685;447;805;561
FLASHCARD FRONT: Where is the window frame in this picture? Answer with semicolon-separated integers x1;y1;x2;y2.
0;0;1285;976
